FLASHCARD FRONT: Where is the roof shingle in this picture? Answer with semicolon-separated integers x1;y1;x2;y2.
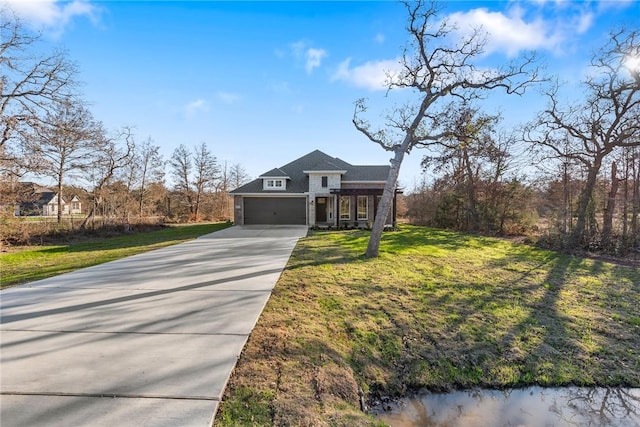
230;150;389;194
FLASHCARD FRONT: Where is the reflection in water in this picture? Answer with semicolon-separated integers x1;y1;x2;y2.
375;387;640;427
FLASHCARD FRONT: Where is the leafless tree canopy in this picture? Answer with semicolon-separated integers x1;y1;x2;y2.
524;29;640;246
1;8;78;157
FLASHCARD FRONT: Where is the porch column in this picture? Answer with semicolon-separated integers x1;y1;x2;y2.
392;191;397;227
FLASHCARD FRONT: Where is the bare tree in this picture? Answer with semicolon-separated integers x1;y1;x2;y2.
1;9;78;172
525;29;640;247
128;137;164;217
168;142;220;221
192;142;219;220
80;126;135;229
24;98;96;223
169;144;193;220
230;163;250;190
352;0;541;257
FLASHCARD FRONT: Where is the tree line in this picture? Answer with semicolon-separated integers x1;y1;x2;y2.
0;9;249;228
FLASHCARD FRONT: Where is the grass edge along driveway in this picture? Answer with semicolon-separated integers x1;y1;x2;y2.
216;225;640;426
0;222;231;289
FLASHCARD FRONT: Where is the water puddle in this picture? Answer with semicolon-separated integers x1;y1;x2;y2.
373;387;640;427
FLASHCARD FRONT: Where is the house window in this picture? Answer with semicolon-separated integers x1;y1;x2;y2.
357;196;368;220
339;196;350;220
265;179;285;190
321;176;328;188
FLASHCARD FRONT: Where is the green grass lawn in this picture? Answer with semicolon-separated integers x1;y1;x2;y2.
0;222;231;288
216;225;640;426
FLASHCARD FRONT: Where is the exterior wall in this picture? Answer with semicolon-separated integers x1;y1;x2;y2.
43;201;69;216
308;173;342;193
233;195;244;225
337;195;373;227
340;183;393;225
308;173;341;226
337;194;394;227
69;197;82;215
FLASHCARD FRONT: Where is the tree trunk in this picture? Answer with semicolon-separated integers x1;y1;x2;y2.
631;150;640;245
139;177;146;217
571;156;603;247
366;144;406;258
602;161;619;245
462;149;479;231
622;155;630;244
56;176;63;224
80;206;93;230
562;161;569;234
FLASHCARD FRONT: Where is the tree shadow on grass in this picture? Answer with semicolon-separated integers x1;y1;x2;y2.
493;253;640;388
281;226;640;397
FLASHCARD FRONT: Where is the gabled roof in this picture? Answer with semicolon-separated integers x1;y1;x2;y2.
230;149;390;194
259;168;290;178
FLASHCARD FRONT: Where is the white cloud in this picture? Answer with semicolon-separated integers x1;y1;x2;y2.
216;91;241;104
597;0;634;12
332;57;402;91
447;7;561;57
184;99;209;118
574;10;594;34
305;48;327;74
289;40;327;74
5;0;100;37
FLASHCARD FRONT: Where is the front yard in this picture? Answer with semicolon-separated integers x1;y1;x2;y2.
216;225;640;426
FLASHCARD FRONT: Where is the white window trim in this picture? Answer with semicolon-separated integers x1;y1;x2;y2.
339;196;350;220
357;195;368;220
327;196;334;220
263;178;286;190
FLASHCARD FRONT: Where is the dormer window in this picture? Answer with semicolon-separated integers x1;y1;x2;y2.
264;178;286;190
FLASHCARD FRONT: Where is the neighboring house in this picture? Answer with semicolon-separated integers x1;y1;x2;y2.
230;150;400;227
40;192;82;216
12;183;83;216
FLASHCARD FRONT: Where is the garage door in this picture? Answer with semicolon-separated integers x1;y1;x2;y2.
243;197;307;225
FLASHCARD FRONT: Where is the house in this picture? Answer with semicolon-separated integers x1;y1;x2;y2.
40;192;82;216
230;150;400;227
11;183;83;216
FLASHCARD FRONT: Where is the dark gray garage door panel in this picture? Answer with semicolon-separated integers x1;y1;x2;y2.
244;197;307;225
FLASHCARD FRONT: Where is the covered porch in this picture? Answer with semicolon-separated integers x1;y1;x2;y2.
313;188;401;229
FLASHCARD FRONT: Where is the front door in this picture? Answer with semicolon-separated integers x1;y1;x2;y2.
316;197;327;222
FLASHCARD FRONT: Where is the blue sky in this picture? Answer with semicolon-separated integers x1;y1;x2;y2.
6;0;639;188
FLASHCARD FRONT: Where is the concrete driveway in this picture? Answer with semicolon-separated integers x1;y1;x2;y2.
0;225;308;427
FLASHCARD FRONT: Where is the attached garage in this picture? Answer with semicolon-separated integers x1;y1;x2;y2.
243;197;307;225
